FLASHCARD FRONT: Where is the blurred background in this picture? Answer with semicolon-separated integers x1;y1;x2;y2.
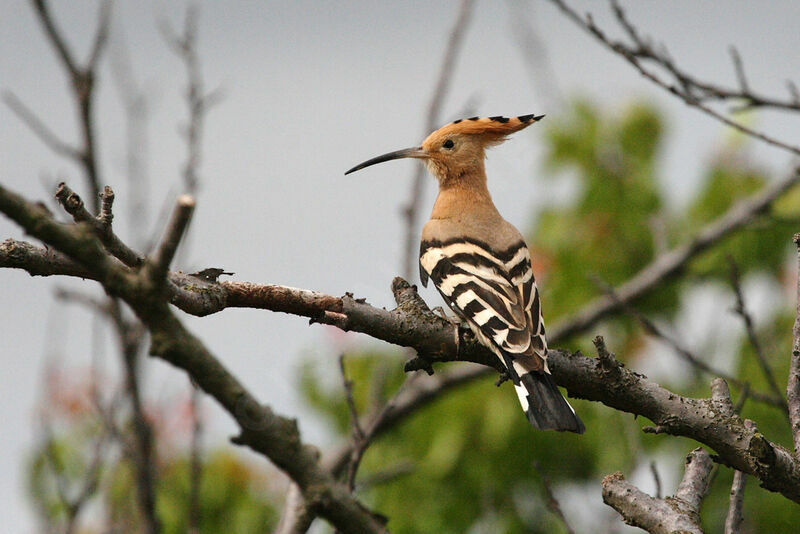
2;1;800;532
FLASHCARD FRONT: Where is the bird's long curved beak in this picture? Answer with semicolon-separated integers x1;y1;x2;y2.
345;146;427;175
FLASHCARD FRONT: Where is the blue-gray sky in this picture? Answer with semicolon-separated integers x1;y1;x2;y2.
2;1;799;530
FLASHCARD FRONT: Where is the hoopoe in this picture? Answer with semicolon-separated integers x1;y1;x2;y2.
346;114;585;433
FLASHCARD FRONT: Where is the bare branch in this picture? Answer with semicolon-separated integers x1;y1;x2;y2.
533;460;575;534
188;385;203;534
790;234;800;457
275;484;315;534
547;0;800;156
649;461;662;499
554;166;800;341
594;275;785;409
728;260;788;413
402;0;474;279
729;46;750;96
675;448;714;512
339;355;367;491
5;183;800;504
86;0;112;71
602;448;712;534
55;183;143;267
724;470;747;534
2;90;82;160
29;0;113;210
31;0;80;77
160;5;220;196
0;183;387;534
144;195;195;285
107;298;160;534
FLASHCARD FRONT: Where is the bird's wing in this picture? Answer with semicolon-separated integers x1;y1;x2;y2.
420;238;547;373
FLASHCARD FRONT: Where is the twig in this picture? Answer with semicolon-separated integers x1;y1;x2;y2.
108;299;160;534
790;234;800;457
55;183;143;267
533;460;575;534
1;91;81;159
188;385;203;534
547;0;800;157
401;0;474;279
649;461;662;499
594;275;784;408
30;0;113;211
339;355;366;491
724;470;747;534
553;166;800;341
144;195;195;285
728;260;788;413
160;6;221;196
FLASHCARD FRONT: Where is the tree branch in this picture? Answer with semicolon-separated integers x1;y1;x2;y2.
724;469;747;534
547;0;800;157
602;448;712;534
728;260;788;413
553;165;800;341
595;275;785;409
0;184;387;533
28;0;112;210
790;234;800;457
3;181;800;504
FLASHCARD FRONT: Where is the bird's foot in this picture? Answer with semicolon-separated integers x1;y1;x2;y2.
495;371;511;387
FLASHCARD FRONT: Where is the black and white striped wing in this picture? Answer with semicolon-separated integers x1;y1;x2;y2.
419;238;546;372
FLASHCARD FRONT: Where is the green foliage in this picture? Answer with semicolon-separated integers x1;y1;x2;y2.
301;99;800;533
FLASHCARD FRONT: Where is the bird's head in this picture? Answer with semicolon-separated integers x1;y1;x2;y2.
345;114;543;186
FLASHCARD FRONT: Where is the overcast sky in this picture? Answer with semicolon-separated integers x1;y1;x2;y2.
2;1;800;530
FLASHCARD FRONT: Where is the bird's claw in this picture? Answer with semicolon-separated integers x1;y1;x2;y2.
495;371;511;387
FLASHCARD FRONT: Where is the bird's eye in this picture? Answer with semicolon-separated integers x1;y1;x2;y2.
442;139;455;149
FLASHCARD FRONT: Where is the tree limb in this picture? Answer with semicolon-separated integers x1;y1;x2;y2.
0;184;387;534
3;181;800;504
602;448;712;534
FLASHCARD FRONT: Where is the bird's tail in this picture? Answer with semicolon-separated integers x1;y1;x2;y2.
515;371;585;433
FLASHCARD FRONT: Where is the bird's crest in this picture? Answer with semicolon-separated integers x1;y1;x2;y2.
423;114;544;147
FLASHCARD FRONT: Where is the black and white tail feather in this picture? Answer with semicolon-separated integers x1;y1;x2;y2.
420;237;585;433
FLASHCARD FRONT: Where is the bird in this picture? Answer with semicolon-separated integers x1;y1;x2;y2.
345;114;585;433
